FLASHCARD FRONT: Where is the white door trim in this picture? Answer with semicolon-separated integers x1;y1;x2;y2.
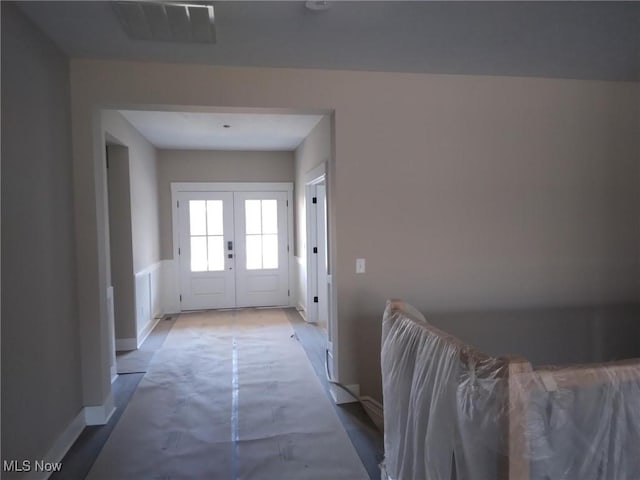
304;164;327;324
171;182;294;311
303;162;339;388
171;182;293;193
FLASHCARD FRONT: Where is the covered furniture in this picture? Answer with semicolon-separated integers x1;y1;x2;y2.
380;299;640;480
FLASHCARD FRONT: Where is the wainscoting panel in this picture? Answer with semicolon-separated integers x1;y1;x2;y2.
134;262;163;347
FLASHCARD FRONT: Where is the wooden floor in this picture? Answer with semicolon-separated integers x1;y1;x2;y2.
50;309;383;480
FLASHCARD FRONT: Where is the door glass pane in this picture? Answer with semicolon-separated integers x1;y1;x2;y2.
189;200;207;236
262;234;278;269
261;200;278;234
190;236;207;272
206;200;223;236
208;236;224;271
246;235;262;270
245;200;262;235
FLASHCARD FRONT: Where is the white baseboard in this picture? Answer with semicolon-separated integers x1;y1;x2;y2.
297;304;307;321
22;409;87;480
110;364;118;383
360;395;384;432
115;337;137;351
137;316;161;348
22;399;118;479
329;383;360;405
84;396;116;426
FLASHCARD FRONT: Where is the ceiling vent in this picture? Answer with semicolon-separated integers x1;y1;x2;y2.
112;1;216;43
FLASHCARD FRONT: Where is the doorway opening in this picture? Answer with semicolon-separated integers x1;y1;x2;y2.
105;141;136;373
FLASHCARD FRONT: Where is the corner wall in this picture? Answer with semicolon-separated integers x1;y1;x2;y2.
1;3;83;465
102;110;161;341
294;116;332;321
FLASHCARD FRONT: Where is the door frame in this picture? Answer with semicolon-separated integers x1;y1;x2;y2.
171;182;294;311
304;164;327;325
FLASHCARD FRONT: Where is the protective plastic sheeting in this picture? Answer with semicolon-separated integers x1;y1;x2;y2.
89;309;369;480
380;300;640;480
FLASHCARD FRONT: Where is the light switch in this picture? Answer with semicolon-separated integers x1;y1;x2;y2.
356;258;366;274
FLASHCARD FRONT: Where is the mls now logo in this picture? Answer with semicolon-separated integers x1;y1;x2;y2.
3;460;62;473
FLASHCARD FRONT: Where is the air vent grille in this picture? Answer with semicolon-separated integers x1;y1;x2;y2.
113;1;216;44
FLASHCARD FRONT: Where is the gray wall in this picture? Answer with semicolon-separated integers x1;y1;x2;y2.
157;149;295;259
69;60;640;405
1;3;82;465
102;111;160;274
106;144;136;340
294;116;331;258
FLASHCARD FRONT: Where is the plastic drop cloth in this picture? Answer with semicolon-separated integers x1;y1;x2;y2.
380;300;640;480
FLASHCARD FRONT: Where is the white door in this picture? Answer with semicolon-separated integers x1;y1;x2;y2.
234;191;290;307
178;190;289;310
178;192;236;310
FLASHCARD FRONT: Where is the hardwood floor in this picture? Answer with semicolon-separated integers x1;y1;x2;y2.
50;309;383;480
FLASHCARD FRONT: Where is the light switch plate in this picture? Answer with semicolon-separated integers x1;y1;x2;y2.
356;258;366;273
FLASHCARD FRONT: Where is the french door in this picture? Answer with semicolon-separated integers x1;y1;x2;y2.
177;189;290;310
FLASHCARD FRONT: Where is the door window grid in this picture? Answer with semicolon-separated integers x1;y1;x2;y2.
189;200;224;272
245;199;278;270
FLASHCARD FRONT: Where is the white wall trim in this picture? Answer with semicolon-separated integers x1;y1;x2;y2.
329;383;360;405
360;396;384;432
134;260;162;278
171;182;294;193
304;163;327;184
106;286;117;385
115;337;137;351
286;188;295;308
134;261;163;345
24;410;87;480
84;397;116;426
137;316;161;348
304;165;327;325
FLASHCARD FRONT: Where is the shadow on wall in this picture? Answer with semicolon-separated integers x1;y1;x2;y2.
355;299;640;401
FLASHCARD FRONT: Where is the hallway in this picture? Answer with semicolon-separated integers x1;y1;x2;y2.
53;309;381;479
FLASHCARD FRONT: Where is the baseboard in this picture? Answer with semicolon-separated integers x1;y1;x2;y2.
297;304;307;322
84;397;116;426
115;337;137;352
329;383;360;405
360;395;384;432
110;364;118;384
23;409;87;480
137;316;161;348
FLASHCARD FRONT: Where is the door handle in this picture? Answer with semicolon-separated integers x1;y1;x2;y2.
227;241;233;251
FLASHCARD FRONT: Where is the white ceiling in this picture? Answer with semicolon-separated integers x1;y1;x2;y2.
16;1;640;81
119;110;324;150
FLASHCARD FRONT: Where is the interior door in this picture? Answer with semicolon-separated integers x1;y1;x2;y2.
234;191;290;307
178;191;236;310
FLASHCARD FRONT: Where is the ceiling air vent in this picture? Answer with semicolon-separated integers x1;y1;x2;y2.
112;1;216;44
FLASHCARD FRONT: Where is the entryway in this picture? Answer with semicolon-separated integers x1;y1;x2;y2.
173;183;293;311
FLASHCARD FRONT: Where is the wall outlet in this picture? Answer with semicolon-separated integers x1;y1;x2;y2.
356;258;366;274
